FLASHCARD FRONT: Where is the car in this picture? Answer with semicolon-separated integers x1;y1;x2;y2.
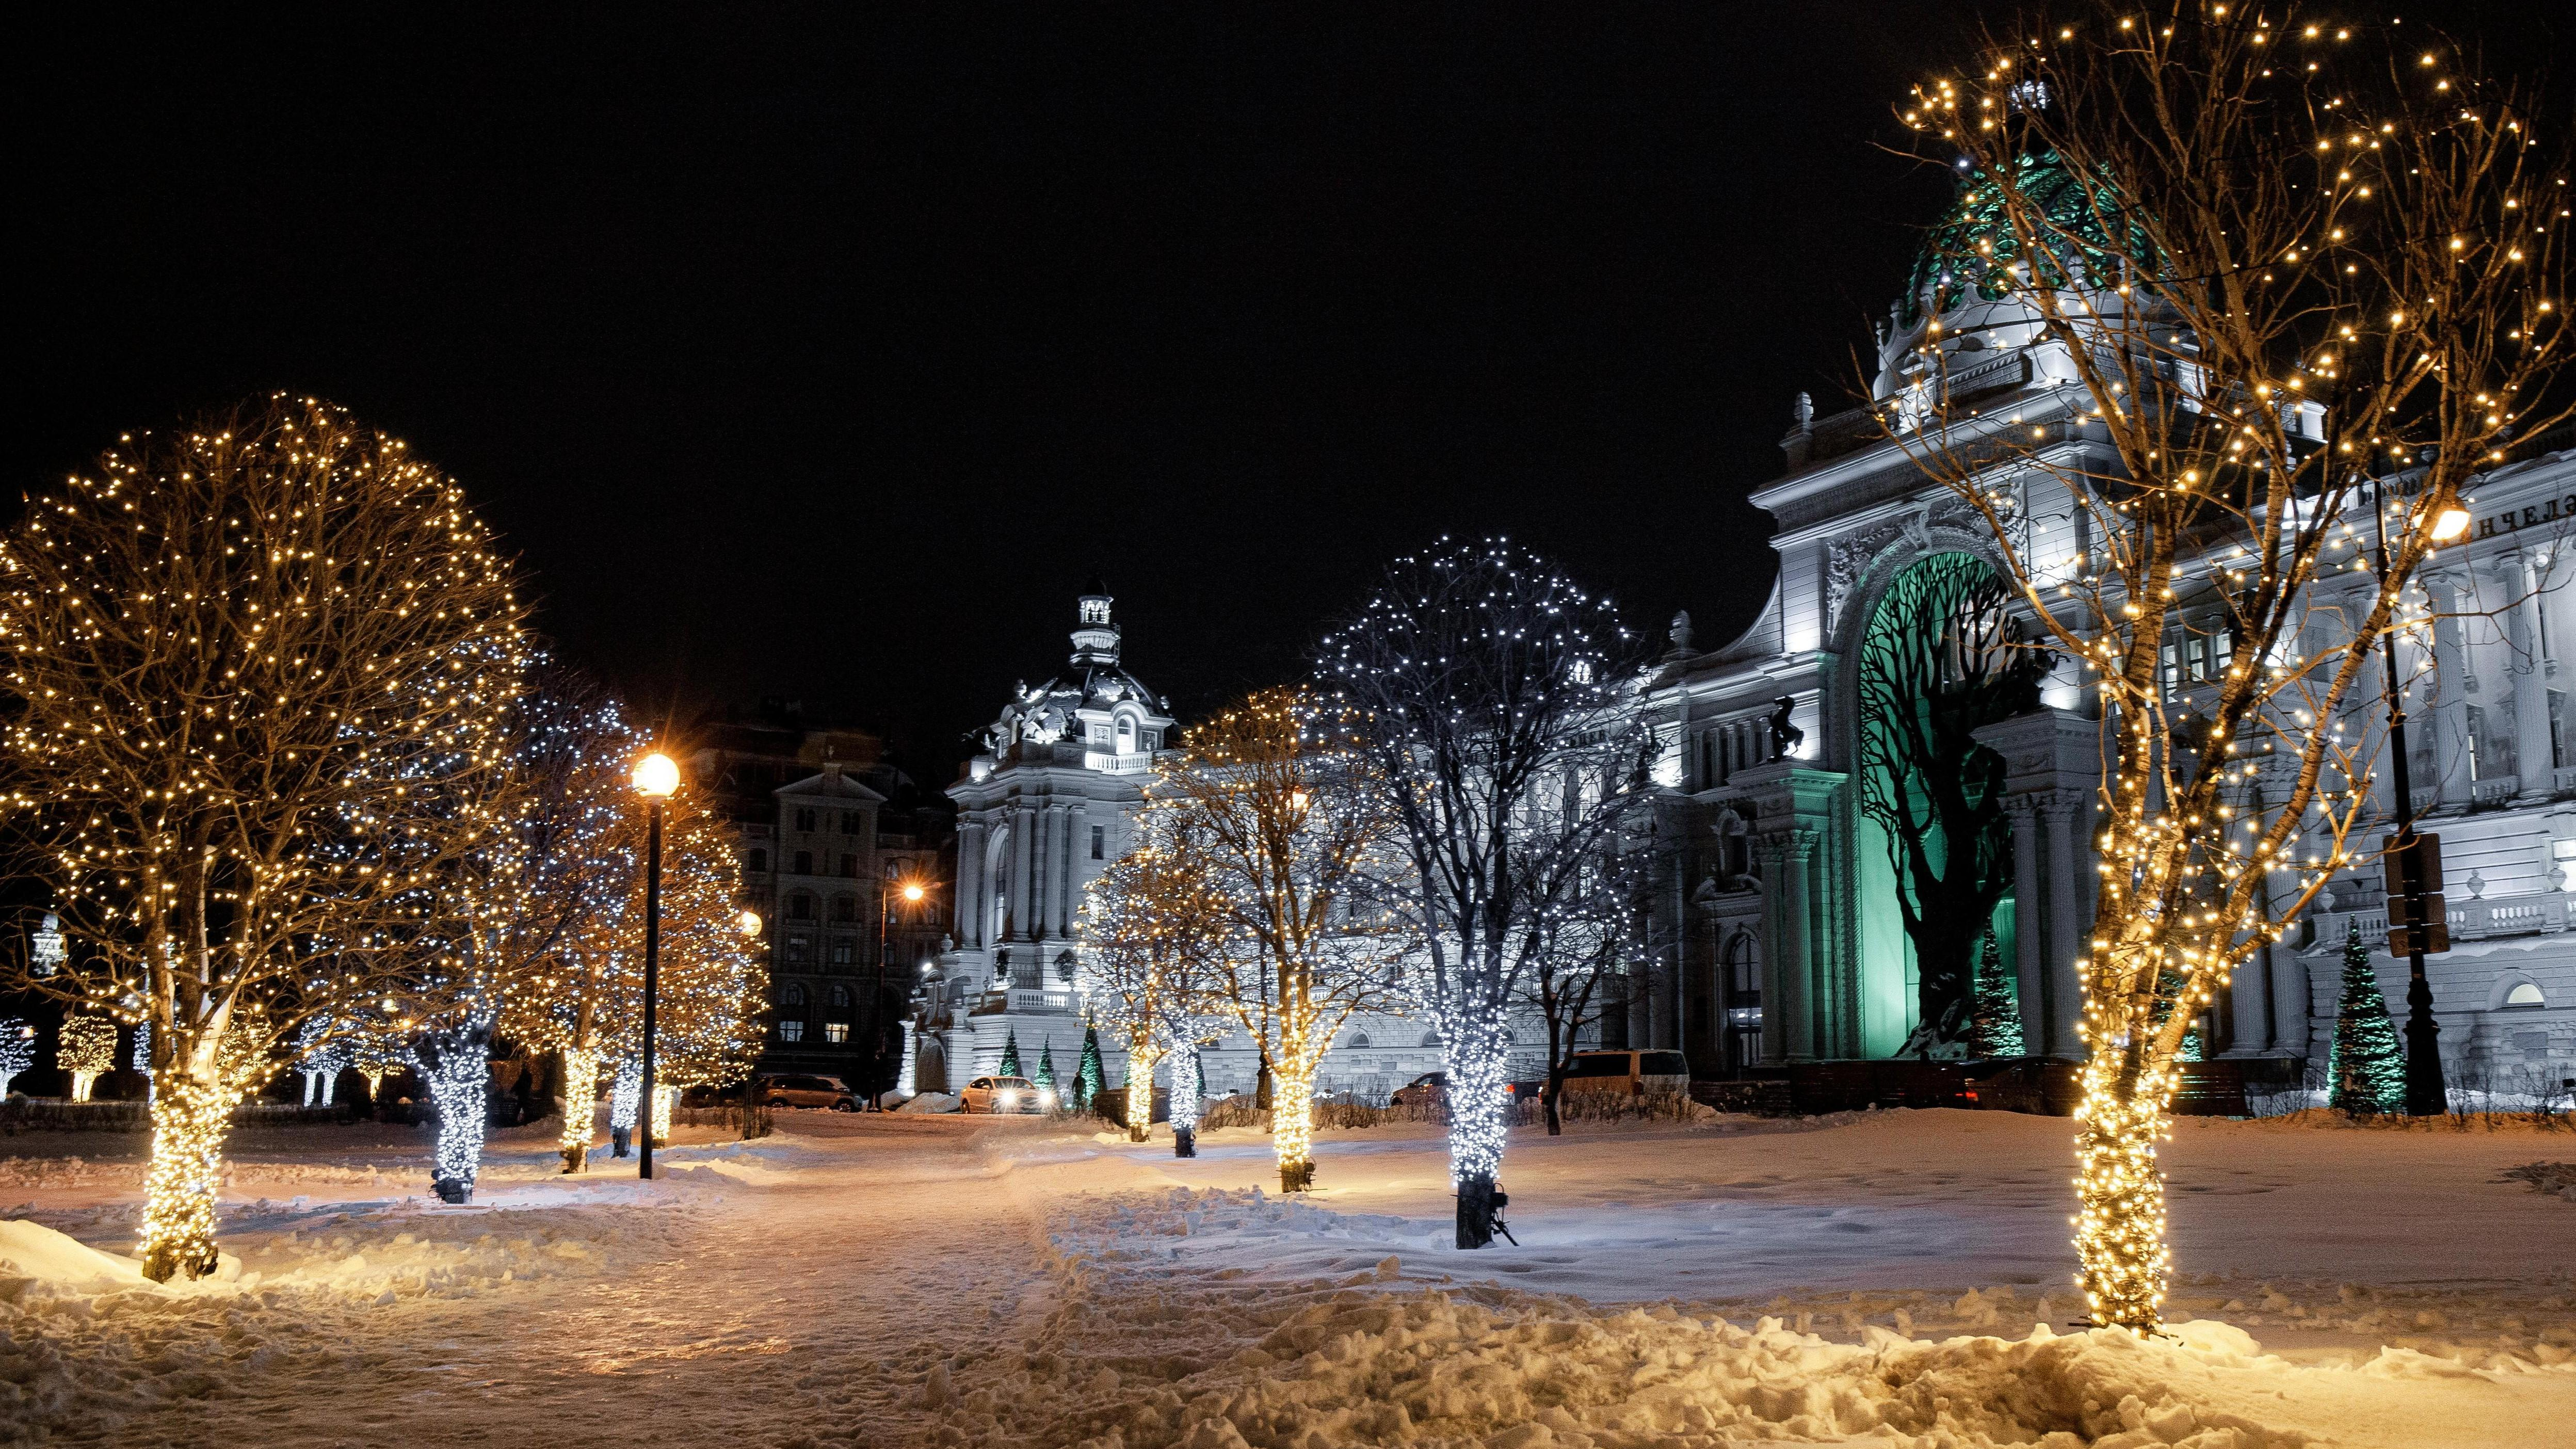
1390;1072;1528;1108
761;1073;860;1111
1557;1050;1690;1098
959;1075;1049;1114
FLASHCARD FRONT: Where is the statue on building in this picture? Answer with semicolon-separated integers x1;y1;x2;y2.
1766;697;1804;761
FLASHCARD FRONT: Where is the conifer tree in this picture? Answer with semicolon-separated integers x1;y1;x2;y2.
1034;1040;1057;1094
2327;920;2405;1115
1075;1026;1105;1110
998;1028;1022;1078
1969;931;2026;1058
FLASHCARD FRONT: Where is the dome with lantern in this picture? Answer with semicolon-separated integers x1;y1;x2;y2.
980;581;1176;772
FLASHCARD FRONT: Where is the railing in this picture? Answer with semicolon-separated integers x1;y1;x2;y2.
2410;787;2439;812
1083;750;1154;775
973;987;1077;1015
2473;776;2522;805
2454;894;2566;938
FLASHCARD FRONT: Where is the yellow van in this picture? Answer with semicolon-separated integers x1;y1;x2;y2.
1558;1050;1689;1097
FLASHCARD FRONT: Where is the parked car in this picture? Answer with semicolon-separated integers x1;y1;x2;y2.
761;1073;860;1111
1558;1050;1689;1098
1390;1072;1531;1108
959;1075;1047;1114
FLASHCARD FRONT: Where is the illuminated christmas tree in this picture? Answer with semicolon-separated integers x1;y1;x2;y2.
998;1028;1022;1078
57;1016;118;1102
1033;1040;1057;1096
2327;920;2406;1115
1075;1025;1105;1113
1969;932;2026;1058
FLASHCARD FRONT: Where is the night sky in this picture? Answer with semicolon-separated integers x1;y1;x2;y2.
15;3;2568;788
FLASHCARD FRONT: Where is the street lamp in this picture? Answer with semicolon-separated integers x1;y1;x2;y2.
631;750;680;1178
875;877;929;1109
2371;488;2468;1115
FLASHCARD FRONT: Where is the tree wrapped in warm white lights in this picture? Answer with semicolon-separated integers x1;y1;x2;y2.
642;793;768;1106
1157;687;1406;1191
1891;5;2572;1328
1321;539;1659;1245
57;1015;117;1102
1079;806;1228;1143
0;1019;35;1098
0;395;528;1278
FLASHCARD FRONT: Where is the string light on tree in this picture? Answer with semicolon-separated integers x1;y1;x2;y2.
57;1016;117;1103
0;1019;36;1098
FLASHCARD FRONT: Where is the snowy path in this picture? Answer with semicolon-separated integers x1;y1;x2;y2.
5;1108;2574;1447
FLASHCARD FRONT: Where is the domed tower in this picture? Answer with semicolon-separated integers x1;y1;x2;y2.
909;584;1178;1094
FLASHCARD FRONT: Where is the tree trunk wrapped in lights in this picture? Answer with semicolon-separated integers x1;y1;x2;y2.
57;1016;117;1103
294;1016;356;1107
557;1045;602;1170
1167;1046;1205;1157
1322;541;1659;1244
415;1013;496;1204
1153;688;1406;1193
1892;6;2571;1328
0;395;529;1280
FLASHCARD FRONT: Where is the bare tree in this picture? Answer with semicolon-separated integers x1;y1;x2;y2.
1855;553;2051;1054
1321;540;1660;1247
0;394;527;1277
1890;4;2572;1328
1158;686;1407;1192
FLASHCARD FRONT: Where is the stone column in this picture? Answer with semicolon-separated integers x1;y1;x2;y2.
2005;795;2048;1050
2426;568;2474;808
1009;805;1035;941
2041;793;2087;1056
1751;836;1789;1064
2511;549;2559;797
1769;829;1819;1060
956;819;987;947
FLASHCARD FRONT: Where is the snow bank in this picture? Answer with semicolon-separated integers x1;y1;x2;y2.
0;1218;151;1290
900;1091;961;1114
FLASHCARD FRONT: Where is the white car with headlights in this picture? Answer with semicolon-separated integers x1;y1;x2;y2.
959;1075;1050;1114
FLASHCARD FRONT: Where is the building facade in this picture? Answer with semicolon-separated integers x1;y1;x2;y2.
691;704;954;1092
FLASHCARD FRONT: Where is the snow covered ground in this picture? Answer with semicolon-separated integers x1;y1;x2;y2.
1;1108;2570;1447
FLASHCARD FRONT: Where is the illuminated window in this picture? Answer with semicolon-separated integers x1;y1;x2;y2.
2505;981;2546;1007
829;938;855;965
824;1023;850;1044
779;1021;805;1043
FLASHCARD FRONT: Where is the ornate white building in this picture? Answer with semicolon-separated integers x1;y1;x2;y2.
908;584;1504;1101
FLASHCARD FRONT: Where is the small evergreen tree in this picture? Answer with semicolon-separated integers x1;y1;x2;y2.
997;1028;1022;1078
1075;1025;1105;1109
2326;920;2405;1115
1034;1039;1057;1091
1968;931;2025;1057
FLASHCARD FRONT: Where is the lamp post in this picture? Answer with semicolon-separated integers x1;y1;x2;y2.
631;750;681;1177
876;878;927;1108
2371;482;2471;1116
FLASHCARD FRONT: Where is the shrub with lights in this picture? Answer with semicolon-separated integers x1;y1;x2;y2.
1888;5;2570;1328
0;1018;35;1098
56;1016;119;1103
0;395;528;1278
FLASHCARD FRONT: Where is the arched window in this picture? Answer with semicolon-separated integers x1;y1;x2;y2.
1116;713;1137;751
1055;951;1077;986
1420;1032;1443;1049
788;892;815;921
828;985;852;1009
2505;981;2547;1007
1348;1032;1371;1049
781;983;808;1009
747;848;769;874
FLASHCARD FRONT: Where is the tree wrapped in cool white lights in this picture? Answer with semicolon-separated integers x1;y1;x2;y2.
294;1015;356;1106
1155;688;1406;1191
0;1019;35;1098
1321;539;1659;1246
0;395;528;1278
1890;5;2573;1328
1079;805;1229;1144
57;1015;118;1103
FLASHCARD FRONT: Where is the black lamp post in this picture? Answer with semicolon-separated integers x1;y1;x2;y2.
632;750;680;1176
2370;481;2471;1115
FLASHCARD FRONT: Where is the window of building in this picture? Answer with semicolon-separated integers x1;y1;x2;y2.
1420;1031;1443;1049
1348;1032;1371;1049
830;894;857;923
784;935;810;963
824;1022;850;1044
793;850;814;875
829;938;855;965
788;892;815;921
1142;730;1159;750
747;848;769;874
794;807;817;832
884;859;901;880
828;985;852;1009
779;1020;806;1043
841;810;861;836
2553;689;2568;771
840;854;859;878
1090;825;1105;860
1055;951;1076;985
782;983;807;1008
2505;981;2547;1007
1116;714;1136;751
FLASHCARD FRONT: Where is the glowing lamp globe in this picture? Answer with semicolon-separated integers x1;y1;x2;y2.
632;751;681;799
901;882;926;903
737;909;764;937
2428;505;2472;542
